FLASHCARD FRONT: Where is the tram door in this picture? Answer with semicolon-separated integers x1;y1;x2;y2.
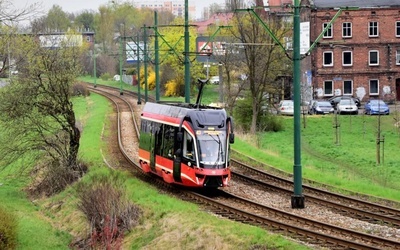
150;123;160;172
173;129;182;183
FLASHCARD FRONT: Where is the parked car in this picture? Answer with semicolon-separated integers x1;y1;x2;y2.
337;98;358;115
278;100;294;116
309;100;334;115
208;76;220;85
328;96;361;109
364;99;390;115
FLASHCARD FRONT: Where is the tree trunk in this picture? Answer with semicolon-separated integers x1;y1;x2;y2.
68;126;80;168
250;101;258;134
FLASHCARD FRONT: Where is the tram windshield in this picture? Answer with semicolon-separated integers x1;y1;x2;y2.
198;133;226;164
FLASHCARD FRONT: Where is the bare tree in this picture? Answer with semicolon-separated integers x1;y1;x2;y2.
0;34;86;179
230;12;291;133
211;36;248;115
0;0;41;25
0;1;41;77
225;0;246;12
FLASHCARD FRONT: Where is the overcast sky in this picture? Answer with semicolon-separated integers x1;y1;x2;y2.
12;0;226;20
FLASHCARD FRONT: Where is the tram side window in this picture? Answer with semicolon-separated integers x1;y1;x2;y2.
139;120;152;151
183;131;194;160
162;125;174;159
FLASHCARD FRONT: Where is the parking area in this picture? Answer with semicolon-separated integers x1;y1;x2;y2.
269;102;400;116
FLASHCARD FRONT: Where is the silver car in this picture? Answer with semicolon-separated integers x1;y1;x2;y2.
278;100;294;116
337;99;358;115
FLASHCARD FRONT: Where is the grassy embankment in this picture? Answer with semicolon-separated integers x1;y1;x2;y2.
0;88;308;249
234;114;400;203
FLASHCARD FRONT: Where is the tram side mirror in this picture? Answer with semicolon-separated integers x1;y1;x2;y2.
177;131;183;142
229;133;235;144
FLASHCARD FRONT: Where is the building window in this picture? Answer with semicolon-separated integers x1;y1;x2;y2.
86;36;91;42
323;51;333;66
343;80;353;95
369;21;379;37
369;79;379;95
342;22;352;38
342;51;352;66
369;50;379;66
324;80;333;96
396;21;400;37
396;49;400;65
323;23;333;38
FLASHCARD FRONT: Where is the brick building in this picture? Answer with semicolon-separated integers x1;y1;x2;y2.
308;0;400;102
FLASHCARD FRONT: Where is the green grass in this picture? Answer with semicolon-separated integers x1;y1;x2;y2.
233;114;400;203
0;162;72;249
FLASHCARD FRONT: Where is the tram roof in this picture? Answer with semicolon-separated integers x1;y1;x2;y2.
142;102;227;129
143;102;223;118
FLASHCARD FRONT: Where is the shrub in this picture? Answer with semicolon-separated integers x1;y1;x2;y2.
100;73;111;81
258;113;284;132
126;68;136;75
29;158;88;197
233;98;253;131
160;64;176;94
164;76;184;97
139;67;156;91
234;98;284;132
72;82;90;97
76;171;141;249
0;206;17;250
165;79;180;97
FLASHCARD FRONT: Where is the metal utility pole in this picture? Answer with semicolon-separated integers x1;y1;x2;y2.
376;110;385;164
93;34;97;88
291;0;304;208
137;33;141;105
119;35;123;95
218;63;223;103
184;0;190;103
154;11;160;102
143;25;148;102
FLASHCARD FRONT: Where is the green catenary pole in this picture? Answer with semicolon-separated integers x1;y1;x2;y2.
137;32;141;105
93;34;97;88
184;0;190;103
119;35;123;95
291;0;304;208
154;11;160;102
143;25;148;102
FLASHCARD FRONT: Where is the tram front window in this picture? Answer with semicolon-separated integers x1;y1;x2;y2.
199;136;224;164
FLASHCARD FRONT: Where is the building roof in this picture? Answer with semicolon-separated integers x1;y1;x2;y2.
312;0;400;8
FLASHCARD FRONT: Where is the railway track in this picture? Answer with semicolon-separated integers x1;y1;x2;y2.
188;190;400;249
87;83;400;249
231;158;400;229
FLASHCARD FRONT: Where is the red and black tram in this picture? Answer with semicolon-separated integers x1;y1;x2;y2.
138;100;234;188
